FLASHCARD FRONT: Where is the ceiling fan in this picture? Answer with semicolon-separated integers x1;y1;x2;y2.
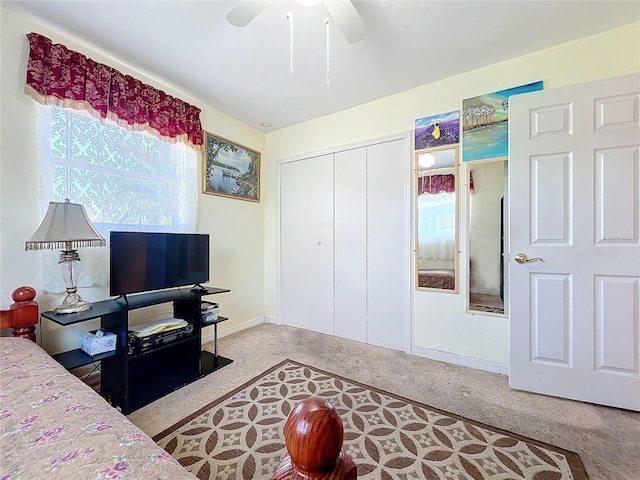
225;0;367;44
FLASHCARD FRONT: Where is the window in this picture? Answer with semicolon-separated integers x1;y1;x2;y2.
417;192;456;261
36;105;197;292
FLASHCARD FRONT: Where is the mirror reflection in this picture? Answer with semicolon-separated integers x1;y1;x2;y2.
416;145;459;292
468;159;507;315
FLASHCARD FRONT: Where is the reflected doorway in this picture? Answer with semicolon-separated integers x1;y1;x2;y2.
467;159;507;315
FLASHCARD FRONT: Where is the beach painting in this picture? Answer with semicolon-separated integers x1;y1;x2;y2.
462;81;543;162
203;132;260;202
415;110;460;150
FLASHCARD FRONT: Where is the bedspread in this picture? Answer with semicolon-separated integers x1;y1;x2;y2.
0;337;195;479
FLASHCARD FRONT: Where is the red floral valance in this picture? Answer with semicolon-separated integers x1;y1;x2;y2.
24;32;203;151
418;174;456;195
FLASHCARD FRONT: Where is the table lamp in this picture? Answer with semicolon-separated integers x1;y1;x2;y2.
26;199;106;314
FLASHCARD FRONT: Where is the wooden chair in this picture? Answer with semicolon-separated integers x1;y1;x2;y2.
0;286;38;342
272;396;356;480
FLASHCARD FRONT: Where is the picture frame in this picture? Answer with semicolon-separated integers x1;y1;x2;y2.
203;131;260;202
415;110;460;151
462;80;543;162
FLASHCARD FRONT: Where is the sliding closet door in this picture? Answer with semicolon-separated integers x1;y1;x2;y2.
366;139;408;351
280;135;409;351
280;155;334;334
334;148;367;343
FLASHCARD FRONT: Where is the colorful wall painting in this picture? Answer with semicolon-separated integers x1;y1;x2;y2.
415;110;460;150
203;132;260;202
462;81;543;162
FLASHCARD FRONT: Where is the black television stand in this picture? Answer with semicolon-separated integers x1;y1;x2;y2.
41;286;232;414
202;313;232;372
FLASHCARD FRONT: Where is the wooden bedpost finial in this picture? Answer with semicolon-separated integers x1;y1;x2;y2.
1;286;39;342
272;396;357;480
12;286;36;303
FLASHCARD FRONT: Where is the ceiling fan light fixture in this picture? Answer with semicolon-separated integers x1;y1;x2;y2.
226;0;366;43
296;0;323;7
418;153;436;170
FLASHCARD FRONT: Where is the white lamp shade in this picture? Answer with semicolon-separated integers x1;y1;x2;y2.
25;199;106;251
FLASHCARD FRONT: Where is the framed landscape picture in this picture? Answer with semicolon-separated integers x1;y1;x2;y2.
203;132;260;202
462;80;543;162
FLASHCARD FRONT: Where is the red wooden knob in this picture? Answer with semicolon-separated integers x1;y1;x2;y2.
284;397;344;475
12;286;36;303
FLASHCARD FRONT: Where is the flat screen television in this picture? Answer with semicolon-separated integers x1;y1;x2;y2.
110;231;210;297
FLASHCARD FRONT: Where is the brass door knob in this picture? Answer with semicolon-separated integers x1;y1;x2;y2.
515;253;543;264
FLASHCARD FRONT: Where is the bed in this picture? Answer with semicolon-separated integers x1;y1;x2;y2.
0;336;196;479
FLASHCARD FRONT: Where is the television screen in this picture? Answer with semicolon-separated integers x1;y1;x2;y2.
110;232;210;296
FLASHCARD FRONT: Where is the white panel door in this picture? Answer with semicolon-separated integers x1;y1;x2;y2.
366;139;409;351
334;148;367;342
280;155;335;335
509;74;640;410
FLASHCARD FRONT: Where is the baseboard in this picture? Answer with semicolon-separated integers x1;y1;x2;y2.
199;321;509;376
201;316;265;345
411;345;509;376
264;315;278;324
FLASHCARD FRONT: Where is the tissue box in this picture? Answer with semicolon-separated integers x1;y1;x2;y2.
201;301;220;324
79;330;117;356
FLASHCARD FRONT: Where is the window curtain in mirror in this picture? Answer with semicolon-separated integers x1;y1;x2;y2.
417;172;456;265
24;32;203;151
417;192;456;264
417;173;455;195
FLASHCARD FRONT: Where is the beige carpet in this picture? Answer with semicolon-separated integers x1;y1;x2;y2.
153;359;588;480
127;324;640;480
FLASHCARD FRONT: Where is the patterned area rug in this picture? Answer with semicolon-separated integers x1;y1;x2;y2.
153;360;588;480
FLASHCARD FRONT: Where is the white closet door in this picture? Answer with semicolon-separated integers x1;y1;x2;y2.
280;155;335;335
366;139;408;351
280;159;308;329
334;148;367;342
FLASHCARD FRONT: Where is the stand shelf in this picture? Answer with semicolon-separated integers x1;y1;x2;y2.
202;350;233;374
52;348;119;370
42;286;232;414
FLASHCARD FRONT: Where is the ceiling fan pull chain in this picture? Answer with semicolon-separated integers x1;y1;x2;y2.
286;10;294;74
325;8;330;85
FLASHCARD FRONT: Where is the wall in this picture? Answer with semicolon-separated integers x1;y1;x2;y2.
264;22;640;367
2;8;638;367
0;7;265;353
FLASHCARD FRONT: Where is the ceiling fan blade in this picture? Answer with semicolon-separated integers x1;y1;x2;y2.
226;1;272;28
325;0;367;44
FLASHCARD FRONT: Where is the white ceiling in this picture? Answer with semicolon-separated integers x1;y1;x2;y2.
3;1;639;132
